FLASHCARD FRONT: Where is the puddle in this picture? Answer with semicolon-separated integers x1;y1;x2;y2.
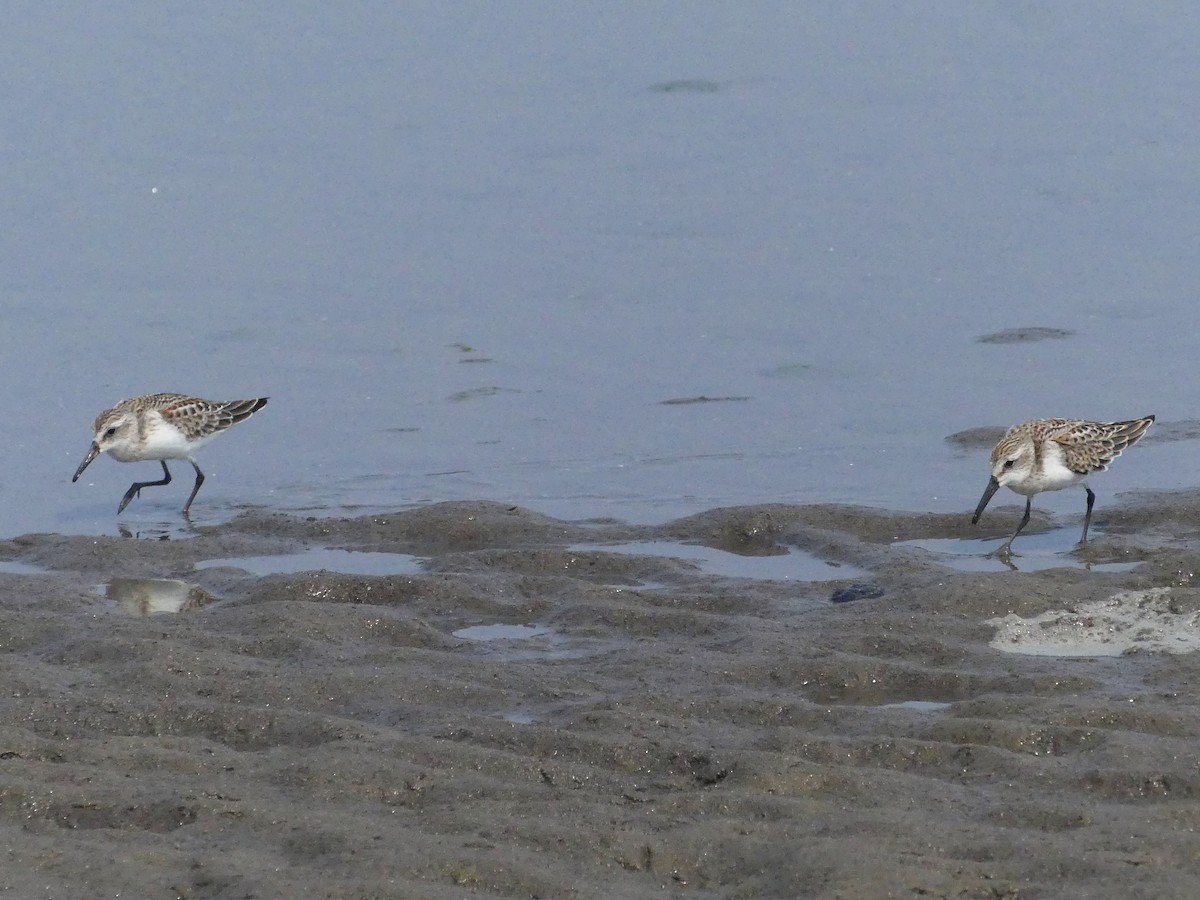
899;534;1140;573
0;560;53;575
450;623;603;662
610;580;669;592
570;541;866;581
503;710;539;725
987;589;1200;657
103;578;218;616
877;700;952;713
453;623;551;641
196;548;424;577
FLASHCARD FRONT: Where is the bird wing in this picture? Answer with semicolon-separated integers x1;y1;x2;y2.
1050;417;1153;474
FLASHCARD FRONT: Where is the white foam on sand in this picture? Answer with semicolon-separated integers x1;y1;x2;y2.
987;589;1200;657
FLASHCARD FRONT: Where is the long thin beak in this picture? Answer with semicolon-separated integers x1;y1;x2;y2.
73;443;101;482
971;476;1000;524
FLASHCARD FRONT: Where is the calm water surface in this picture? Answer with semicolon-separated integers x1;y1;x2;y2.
4;3;1198;537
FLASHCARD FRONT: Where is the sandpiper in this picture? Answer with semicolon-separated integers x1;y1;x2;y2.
971;415;1154;556
72;393;268;515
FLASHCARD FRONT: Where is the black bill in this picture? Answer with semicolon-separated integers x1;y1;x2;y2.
971;476;1000;524
72;443;101;482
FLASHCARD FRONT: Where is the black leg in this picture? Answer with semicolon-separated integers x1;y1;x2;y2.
118;461;172;514
998;498;1032;557
181;460;205;516
1080;487;1096;544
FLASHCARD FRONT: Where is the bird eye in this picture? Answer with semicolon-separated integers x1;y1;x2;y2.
104;426;117;438
1003;459;1015;469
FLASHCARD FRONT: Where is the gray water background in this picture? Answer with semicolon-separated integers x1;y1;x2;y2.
5;3;1198;537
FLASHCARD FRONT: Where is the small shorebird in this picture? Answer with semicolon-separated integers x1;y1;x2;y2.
971;415;1154;556
72;394;268;515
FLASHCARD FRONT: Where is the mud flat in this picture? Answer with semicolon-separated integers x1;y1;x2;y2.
1;496;1199;898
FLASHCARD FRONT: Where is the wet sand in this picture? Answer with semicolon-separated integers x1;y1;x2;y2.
2;497;1199;898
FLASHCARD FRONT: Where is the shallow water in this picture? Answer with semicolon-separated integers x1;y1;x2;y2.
877;700;954;714
3;4;1197;538
102;577;217;616
570;540;866;580
900;533;1143;573
453;623;551;641
196;548;424;577
0;560;52;576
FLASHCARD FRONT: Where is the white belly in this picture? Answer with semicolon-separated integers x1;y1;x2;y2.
112;419;218;461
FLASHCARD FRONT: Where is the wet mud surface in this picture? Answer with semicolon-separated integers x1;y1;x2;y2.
3;498;1200;898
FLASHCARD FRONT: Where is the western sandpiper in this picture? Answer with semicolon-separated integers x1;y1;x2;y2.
72;394;268;515
971;415;1154;556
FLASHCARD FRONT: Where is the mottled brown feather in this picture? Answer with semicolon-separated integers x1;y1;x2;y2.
1049;416;1154;475
154;396;268;442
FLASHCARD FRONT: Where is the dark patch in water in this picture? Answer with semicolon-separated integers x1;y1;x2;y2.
659;395;750;405
945;426;1008;450
762;362;812;379
976;327;1074;344
648;79;721;94
448;386;519;401
1142;420;1200;445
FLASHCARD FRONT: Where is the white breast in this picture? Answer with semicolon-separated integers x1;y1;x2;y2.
1011;441;1087;496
